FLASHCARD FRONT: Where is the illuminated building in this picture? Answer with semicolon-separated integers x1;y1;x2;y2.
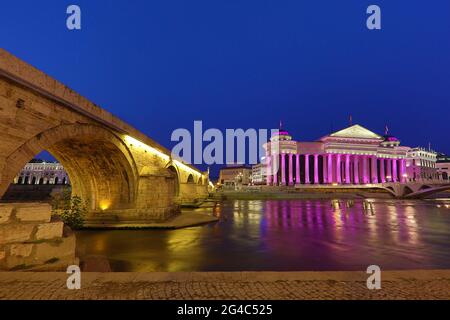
436;153;450;181
13;159;69;185
219;165;252;188
251;161;268;185
263;124;438;186
405;147;438;181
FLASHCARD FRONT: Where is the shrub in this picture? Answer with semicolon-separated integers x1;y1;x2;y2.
51;187;87;229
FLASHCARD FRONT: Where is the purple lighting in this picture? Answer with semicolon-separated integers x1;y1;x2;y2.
305;154;310;184
289;154;294;185
314;155;319;184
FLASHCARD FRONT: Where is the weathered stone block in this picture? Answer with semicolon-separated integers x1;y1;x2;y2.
35;221;63;240
33;234;76;263
10;243;34;257
0;250;5;261
15;203;51;223
0;223;35;245
0;205;13;224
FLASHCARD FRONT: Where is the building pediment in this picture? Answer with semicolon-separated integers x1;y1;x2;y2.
325;125;383;140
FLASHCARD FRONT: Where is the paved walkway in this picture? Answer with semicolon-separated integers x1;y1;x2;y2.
1;270;449;300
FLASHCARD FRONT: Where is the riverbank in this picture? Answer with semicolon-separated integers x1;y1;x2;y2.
213;189;393;200
1;270;449;300
83;210;218;229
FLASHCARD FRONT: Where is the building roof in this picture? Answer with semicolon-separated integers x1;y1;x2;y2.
327;124;383;140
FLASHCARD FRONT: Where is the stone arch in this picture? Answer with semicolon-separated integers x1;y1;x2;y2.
0;124;138;213
187;174;195;184
198;176;203;185
403;186;414;195
166;164;180;197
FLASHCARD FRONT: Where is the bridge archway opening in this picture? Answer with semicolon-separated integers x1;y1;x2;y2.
166;165;180;197
187;174;195;184
404;186;414;195
0;125;138;213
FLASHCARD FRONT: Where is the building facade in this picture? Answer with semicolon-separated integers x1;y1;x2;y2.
436;153;450;181
218;165;252;188
405;147;438;181
13;160;69;185
251;161;268;185
263;124;435;186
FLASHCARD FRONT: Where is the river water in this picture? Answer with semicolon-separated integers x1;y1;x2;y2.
76;198;450;272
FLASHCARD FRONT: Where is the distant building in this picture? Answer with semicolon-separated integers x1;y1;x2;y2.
436;153;450;181
13;160;69;185
218;165;252;189
251;160;268;185
405;148;438;181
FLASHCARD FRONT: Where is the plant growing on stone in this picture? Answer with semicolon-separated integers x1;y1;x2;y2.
51;187;87;229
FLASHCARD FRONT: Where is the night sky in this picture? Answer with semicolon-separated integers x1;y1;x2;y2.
1;1;449;177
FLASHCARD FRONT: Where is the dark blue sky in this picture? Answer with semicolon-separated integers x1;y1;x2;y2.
1;1;449;173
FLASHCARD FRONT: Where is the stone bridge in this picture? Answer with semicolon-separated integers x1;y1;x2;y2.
380;182;450;199
0;49;210;226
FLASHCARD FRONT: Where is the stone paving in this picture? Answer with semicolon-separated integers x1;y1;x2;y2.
0;270;449;300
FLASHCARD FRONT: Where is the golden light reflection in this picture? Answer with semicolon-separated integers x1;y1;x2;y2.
99;199;111;211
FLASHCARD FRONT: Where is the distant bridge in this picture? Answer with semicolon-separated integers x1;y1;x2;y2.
379;182;450;199
0;49;210;226
280;181;450;199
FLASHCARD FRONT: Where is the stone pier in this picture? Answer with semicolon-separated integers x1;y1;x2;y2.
0;203;77;271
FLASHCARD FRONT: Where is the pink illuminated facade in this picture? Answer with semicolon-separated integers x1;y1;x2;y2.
264;124;410;186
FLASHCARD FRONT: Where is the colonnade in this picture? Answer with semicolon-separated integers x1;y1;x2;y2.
266;153;407;186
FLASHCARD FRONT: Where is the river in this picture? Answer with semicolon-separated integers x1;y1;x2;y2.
76;198;450;272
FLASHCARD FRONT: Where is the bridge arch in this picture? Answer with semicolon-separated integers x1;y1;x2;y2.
404;186;414;195
0;124;139;212
165;163;180;198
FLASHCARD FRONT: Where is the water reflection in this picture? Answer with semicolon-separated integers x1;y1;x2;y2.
76;198;450;272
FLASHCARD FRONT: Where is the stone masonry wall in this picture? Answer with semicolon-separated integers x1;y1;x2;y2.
0;203;77;271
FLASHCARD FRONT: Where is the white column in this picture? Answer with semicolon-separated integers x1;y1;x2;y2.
305;154;310;184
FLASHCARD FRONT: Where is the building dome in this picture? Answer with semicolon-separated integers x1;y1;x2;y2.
383;135;399;142
272;130;290;137
270;128;293;142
